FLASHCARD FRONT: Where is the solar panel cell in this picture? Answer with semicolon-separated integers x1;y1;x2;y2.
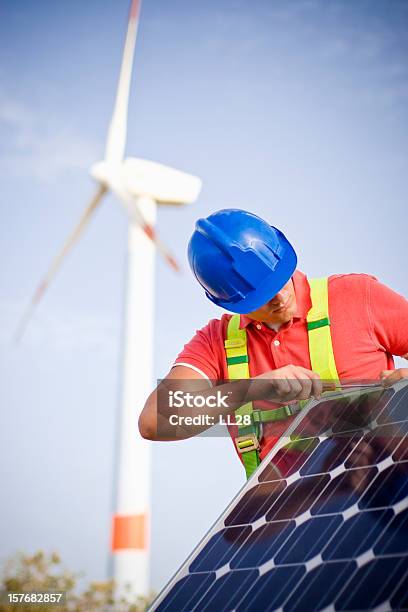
225;480;286;526
230;520;295;569
259;438;320;481
321;508;393;560
374;507;408;555
359;464;408;509
283;561;356;611
299;435;360;476
236;566;306;611
334;556;408;610
189;526;251;572
378;384;408;424
274;515;342;565
155;572;215;612
266;474;331;521
344;424;406;468
195;570;258;611
310;467;378;515
390;561;408;610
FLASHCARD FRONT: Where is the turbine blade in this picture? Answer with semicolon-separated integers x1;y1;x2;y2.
109;181;180;272
105;0;141;162
14;185;107;343
139;220;180;273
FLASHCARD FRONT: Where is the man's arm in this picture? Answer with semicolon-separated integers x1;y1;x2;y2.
367;277;408;384
368;277;408;356
138;364;323;441
139;365;212;440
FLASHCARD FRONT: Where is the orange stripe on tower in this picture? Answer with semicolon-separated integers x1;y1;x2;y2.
111;513;148;550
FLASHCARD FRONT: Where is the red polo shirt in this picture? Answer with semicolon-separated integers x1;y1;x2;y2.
173;271;408;459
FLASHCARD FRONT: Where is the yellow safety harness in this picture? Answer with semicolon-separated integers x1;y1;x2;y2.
224;277;339;479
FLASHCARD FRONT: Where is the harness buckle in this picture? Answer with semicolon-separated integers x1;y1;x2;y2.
235;434;260;454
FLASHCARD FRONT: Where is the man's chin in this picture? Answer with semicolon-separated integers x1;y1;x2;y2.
266;308;295;325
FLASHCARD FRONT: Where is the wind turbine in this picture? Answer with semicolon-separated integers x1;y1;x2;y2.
15;0;202;596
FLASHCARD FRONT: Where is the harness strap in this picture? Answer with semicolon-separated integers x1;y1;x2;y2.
307;277;339;382
224;276;339;479
225;315;260;479
252;404;302;423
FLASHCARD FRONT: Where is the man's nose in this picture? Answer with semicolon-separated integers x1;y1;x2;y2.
269;289;287;305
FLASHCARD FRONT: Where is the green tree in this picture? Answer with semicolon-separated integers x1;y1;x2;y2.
0;551;155;611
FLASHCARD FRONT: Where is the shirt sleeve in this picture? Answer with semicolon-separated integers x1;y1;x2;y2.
172;319;224;382
367;277;408;358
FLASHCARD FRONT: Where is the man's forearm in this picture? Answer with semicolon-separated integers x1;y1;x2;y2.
140;365;320;441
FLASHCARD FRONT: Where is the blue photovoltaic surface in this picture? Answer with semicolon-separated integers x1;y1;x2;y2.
151;381;408;611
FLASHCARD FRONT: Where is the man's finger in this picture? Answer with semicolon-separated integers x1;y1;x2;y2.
296;366;319;379
380;370;394;380
292;372;313;400
273;378;292;397
285;365;321;400
289;377;305;399
311;375;323;399
301;369;323;399
381;368;408;387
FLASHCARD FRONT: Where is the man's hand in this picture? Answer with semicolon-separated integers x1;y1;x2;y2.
380;368;408;387
252;364;323;403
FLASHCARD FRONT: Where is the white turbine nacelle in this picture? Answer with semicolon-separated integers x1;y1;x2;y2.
90;158;202;207
123;158;202;205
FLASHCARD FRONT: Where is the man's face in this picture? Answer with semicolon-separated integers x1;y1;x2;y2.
245;278;297;324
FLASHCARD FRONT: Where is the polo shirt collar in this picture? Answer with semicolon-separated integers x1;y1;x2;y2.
239;270;312;329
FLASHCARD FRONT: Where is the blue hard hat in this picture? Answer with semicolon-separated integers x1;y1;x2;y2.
188;209;297;314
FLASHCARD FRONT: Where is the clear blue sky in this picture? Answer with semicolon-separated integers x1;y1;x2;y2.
1;0;407;593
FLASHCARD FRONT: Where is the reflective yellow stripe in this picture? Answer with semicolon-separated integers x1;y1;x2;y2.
307;277;339;381
225;316;253;422
225;316;260;479
225;315;250;380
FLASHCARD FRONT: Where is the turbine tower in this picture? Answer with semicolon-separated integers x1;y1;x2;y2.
15;0;201;596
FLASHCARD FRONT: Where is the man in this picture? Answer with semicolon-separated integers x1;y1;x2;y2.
139;209;408;476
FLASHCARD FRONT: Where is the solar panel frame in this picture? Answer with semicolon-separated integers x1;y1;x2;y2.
150;380;408;612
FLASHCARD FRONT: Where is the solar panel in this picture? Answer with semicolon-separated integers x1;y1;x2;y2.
150;380;408;611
